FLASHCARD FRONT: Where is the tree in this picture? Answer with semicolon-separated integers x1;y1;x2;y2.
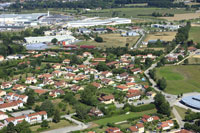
159;102;171;116
96;62;109;71
95;36;103;42
184;59;189;64
178;55;183;61
15;120;31;133
157;78;167;90
75;104;89;120
40;100;55;117
41;120;49;128
80;85;98;106
51;38;58;44
6;122;15;133
53;109;60;123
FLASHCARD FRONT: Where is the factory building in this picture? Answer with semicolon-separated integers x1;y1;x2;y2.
24;35;77;44
66;17;131;28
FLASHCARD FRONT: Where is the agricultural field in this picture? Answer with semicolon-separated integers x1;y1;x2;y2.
77;33;139;48
156;65;200;95
82;8;193;19
93;109;156;125
189;26;200;43
188;55;200;64
144;32;177;42
160;12;200;21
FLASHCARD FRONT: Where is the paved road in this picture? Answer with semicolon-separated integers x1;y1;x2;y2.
172;107;184;128
43;113;90;133
83;54;93;65
133;33;145;49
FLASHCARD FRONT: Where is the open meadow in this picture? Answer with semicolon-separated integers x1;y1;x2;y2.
189;26;200;43
160;12;200;21
83;8;193;19
77;33;139;48
144;32;177;42
156;65;200;95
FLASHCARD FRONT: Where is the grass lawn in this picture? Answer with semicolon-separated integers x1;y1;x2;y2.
93;109;156;125
144;32;177;42
189;26;200;43
77;33;139;49
30;120;74;132
174;106;187;119
82;8;193;19
156;65;200;95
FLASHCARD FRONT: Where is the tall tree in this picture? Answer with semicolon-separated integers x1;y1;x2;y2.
40;100;55;117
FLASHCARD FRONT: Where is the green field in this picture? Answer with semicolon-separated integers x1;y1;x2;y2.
156;65;200;94
77;33;139;49
93;109;156;125
83;8;193;19
189;26;200;43
174;106;187;119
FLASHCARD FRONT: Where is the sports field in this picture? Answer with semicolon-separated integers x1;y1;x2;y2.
77;33;139;48
144;32;177;42
156;65;200;95
189;26;200;43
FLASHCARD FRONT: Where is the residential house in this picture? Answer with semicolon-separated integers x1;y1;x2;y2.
43;79;54;86
0;100;23;112
126;90;141;101
131;68;141;75
100;71;113;78
63;59;70;64
116;72;129;80
99;95;115;104
25;77;37;84
54;80;68;88
38;73;53;80
175;129;193;133
4;111;47;126
128;126;138;133
12;84;27;92
5;92;28;103
71;85;84;92
52;63;62;70
0;98;4;104
101;78;114;85
1;82;12;90
105;127;122;133
0;111;8;120
49;89;65;98
116;85;129;91
0;56;4;61
92;58;106;62
91;82;102;89
88;107;104;117
64;73;76;80
34;89;48;95
128;123;144;133
142;115;160;123
0;90;6;97
83;52;92;57
52;70;63;77
158;120;174;131
187;46;197;53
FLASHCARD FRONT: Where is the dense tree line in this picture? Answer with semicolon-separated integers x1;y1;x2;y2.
175;22;191;44
9;0;186;10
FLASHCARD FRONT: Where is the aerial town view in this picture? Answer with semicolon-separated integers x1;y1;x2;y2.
0;0;200;133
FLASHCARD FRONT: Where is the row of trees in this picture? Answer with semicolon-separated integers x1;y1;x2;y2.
175;22;191;44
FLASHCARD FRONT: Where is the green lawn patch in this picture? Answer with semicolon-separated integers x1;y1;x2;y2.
93;109;156;125
174;106;187;119
156;65;200;94
189;26;200;43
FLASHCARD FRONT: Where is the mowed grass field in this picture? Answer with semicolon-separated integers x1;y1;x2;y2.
156;65;200;94
160;12;200;21
77;33;139;48
174;106;187;119
189;26;200;43
144;32;177;42
83;8;193;19
93;109;156;125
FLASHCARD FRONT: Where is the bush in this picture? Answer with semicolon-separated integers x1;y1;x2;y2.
95;37;103;42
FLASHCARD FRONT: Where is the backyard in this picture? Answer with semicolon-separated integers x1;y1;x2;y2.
189;26;200;43
156;65;200;95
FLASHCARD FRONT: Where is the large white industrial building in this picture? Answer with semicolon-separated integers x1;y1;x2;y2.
25;35;77;44
66;17;132;28
0;13;47;24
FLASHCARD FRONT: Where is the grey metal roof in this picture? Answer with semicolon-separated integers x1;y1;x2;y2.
181;95;200;109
